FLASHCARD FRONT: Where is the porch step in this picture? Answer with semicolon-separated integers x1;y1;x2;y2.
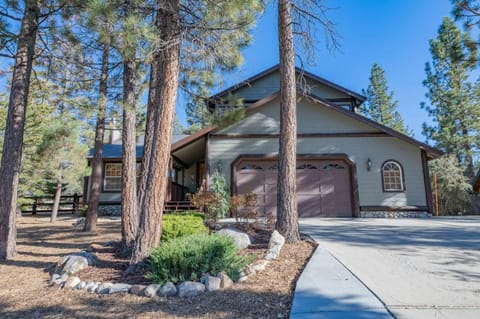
164;201;198;213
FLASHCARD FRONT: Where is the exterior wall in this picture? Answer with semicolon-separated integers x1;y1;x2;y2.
232;71;350;102
218;97;378;135
208;136;427;208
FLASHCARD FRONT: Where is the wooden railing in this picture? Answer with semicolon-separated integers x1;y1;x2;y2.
169;181;188;202
21;194;82;215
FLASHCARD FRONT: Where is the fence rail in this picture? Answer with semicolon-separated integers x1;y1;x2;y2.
21;194;83;215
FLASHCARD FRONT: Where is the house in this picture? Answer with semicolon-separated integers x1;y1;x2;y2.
86;65;441;217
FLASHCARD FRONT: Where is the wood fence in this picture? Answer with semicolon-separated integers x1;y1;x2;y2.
21;193;82;215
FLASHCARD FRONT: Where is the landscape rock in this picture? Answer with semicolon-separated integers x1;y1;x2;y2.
217;272;233;289
268;230;285;248
75;281;87;290
55;272;69;286
129;285;146;296
238;276;248;283
177;281;205;298
251;262;267;272
86;282;99;293
96;282;113;294
217;228;251;250
50;273;61;285
56;251;97;275
72;218;85;227
265;231;285;260
144;284;161;297
108;283;132;294
205;275;221;292
64;276;81;289
158;282;177;297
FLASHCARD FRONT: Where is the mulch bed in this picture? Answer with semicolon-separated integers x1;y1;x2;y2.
0;217;317;319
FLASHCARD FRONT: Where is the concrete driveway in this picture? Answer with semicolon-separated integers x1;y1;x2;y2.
299;217;480;319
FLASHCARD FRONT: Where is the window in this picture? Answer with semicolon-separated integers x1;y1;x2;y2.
323;163;345;170
104;163;121;191
240;164;263;170
104;163;141;191
382;161;404;192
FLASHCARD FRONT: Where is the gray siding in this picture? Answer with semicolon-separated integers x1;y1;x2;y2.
232;70;350;102
217;97;379;135
208;136;427;207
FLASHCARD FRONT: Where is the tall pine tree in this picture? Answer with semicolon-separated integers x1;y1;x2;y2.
422;17;479;178
361;63;411;135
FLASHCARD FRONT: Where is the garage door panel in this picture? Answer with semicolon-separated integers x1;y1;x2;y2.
298;194;321;217
235;158;353;218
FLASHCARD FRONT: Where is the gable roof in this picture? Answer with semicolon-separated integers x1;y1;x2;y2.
210;64;367;103
234;90;442;159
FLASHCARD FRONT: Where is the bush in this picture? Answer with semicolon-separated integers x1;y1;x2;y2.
148;234;251;284
161;212;207;242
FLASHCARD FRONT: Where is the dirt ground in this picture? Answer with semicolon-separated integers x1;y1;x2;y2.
0;215;315;319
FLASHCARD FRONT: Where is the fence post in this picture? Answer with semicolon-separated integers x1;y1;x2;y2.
72;193;79;214
32;197;37;215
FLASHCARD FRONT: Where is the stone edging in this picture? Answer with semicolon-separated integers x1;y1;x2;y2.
50;230;286;298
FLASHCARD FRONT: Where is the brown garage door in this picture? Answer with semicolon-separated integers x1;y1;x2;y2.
235;159;353;217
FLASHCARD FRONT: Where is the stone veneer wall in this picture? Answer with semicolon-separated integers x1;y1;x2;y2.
360;211;431;218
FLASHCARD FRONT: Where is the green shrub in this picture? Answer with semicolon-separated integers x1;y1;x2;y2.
148;234;251;284
161;212;207;242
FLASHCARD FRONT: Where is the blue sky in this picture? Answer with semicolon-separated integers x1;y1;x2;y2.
177;0;455;139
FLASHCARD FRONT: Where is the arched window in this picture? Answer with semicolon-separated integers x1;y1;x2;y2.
382;161;404;192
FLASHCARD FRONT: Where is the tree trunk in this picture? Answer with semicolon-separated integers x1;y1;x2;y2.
130;0;181;266
0;0;40;259
276;0;300;244
84;37;111;232
120;53;138;256
50;167;63;223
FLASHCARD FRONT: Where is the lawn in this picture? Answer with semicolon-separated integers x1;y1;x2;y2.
0;215;315;319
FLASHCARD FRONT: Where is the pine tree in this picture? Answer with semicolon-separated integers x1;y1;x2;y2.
276;0;300;244
361;63;411;135
422;17;479;178
84;0;116;232
129;0;264;268
0;0;40;259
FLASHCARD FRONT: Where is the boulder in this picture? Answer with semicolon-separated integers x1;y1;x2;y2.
143;284;161;298
205;275;221;292
268;230;285;248
50;273;61;285
251;260;269;272
129;285;146;296
177;281;205;298
217;228;251;250
86;282;99;293
217;272;233;289
238;276;248;283
158;282;177;297
108;283;132;294
75;281;87;290
64;276;81;289
96;282;113;294
56;251;97;275
265;231;285;260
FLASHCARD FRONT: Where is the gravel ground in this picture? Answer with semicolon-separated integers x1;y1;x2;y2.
0;215;315;319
